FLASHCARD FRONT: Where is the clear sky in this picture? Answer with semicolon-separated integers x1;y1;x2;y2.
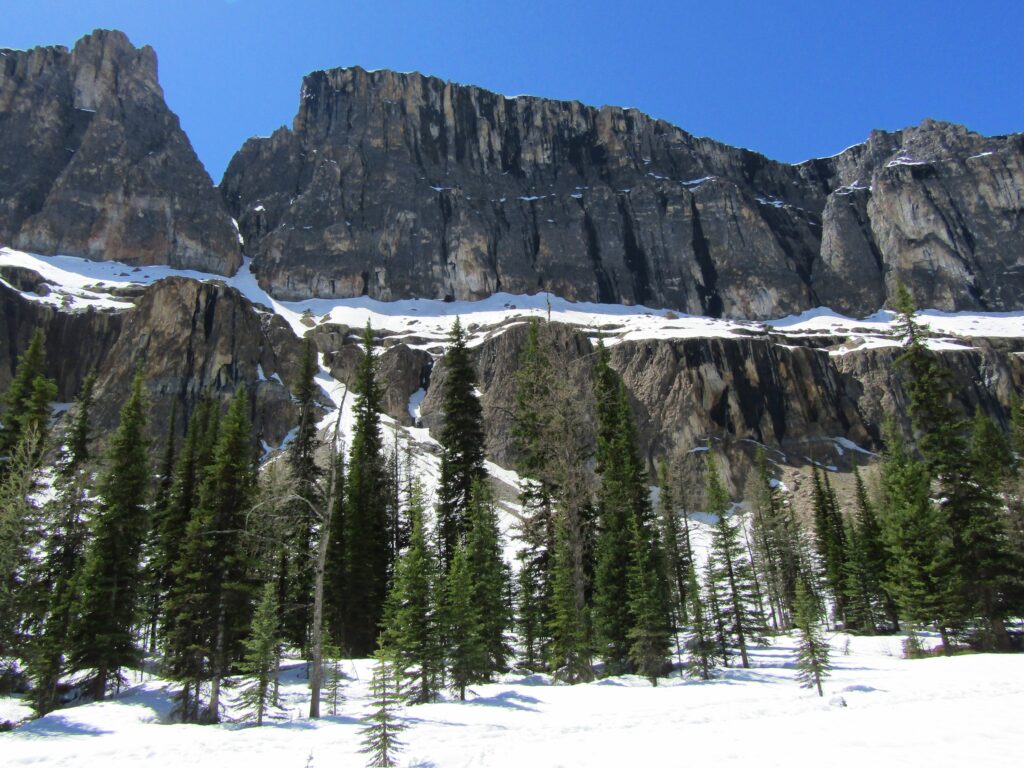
3;0;1022;183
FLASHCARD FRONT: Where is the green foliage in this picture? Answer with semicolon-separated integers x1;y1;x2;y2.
359;655;406;768
464;481;512;677
437;317;486;569
685;564;716;680
237;581;281;726
341;322;390;657
164;388;256;721
657;459;691;630
70;368;151;700
0;329;57;468
810;465;847;625
794;578;831;697
706;454;765;669
27;375;96;714
379;480;442;704
547;509;592;683
0;427;43;658
626;511;672;685
442;539;487;700
282;335;322;651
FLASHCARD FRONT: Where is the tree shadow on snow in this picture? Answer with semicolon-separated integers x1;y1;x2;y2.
463;690;540;712
14;715;112;737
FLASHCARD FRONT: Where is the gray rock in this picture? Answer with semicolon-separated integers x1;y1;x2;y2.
0;30;241;275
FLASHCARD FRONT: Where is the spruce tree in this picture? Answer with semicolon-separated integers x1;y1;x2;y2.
282;335;322;650
436;317;486;569
706;454;764;668
657;459;690;631
442;540;486;700
341;322;390;656
685;564;715;680
0;426;43;658
878;422;961;653
0;328;57;469
810;465;848;626
379;479;442;704
464;481;512;678
238;581;281;726
70;368;151;700
794;577;831;697
27;373;96;713
359;655;407;768
165;387;256;722
548;509;592;683
626;512;672;685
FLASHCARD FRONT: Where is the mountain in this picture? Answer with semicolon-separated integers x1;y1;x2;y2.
221;66;1024;319
1;30;1022;486
0;30;241;275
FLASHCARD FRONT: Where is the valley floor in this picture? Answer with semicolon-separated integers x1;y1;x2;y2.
3;633;1022;767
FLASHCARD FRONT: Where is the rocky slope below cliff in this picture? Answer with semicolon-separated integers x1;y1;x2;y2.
0;30;241;275
221;67;1023;318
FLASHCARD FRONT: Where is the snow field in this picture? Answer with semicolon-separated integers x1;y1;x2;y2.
4;634;1023;767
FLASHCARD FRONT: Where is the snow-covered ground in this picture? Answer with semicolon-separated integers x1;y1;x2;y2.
5;248;1023;356
3;634;1022;767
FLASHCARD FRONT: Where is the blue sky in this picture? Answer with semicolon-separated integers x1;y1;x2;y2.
3;1;1022;182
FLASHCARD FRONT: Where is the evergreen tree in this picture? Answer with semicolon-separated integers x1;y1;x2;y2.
237;581;281;726
359;655;407;768
323;448;347;646
341;322;390;656
685;564;716;680
150;396;219;643
841;465;894;633
657;459;690;631
165;387;256;722
282;335;322;651
379;479;442;704
27;373;96;713
442;540;486;700
706;454;764;669
70;368;151;701
464;481;512;678
0;426;43;658
0;328;57;469
547;509;592;683
626;512;672;685
436;318;486;569
878;422;961;653
810;465;848;626
794;577;831;697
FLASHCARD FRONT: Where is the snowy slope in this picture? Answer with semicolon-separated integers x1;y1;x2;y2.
4;635;1023;767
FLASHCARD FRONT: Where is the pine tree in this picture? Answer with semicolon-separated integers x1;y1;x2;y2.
706;454;764;669
878;422;961;653
165;387;256;722
238;581;281;726
0;328;57;469
0;426;43;658
794;577;831;697
547;509;592;682
142;400;177;650
359;655;407;768
685;564;716;680
341;322;390;656
436;318;486;569
70;368;151;700
379;479;442;704
657;459;690;631
464;481;512;678
27;374;96;713
626;512;672;685
443;539;487;700
282;335;322;651
810;465;848;626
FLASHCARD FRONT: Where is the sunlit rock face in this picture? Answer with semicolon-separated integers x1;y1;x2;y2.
0;30;241;276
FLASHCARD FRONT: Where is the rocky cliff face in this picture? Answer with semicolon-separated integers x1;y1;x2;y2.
0;30;241;275
221;68;1024;318
1;271;299;447
411;320;1024;492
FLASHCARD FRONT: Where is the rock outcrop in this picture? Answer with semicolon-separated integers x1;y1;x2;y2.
221;68;1024;318
1;273;300;447
0;30;241;275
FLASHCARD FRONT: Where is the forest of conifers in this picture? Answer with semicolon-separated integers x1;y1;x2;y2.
1;285;1022;725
